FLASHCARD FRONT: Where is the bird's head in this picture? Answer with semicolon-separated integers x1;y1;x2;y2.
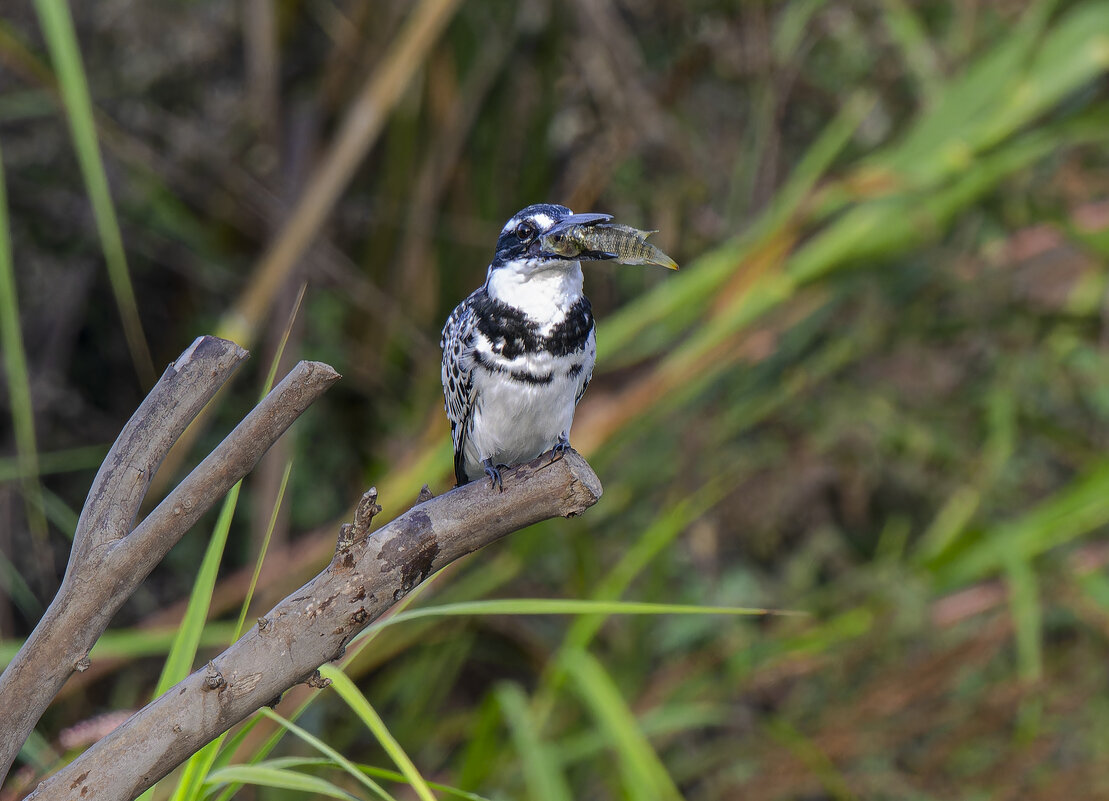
489;203;614;276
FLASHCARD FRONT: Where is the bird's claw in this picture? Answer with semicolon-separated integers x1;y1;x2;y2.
548;436;571;465
483;459;505;492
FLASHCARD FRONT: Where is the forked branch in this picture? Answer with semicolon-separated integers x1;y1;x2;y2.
27;450;602;801
0;337;340;786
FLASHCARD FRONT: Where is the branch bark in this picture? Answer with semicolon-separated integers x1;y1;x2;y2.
26;450;602;801
0;337;340;785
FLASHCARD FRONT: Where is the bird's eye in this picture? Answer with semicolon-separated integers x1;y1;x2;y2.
515;221;536;242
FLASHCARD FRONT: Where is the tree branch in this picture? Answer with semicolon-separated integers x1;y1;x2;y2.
0;339;340;785
26;450;602;801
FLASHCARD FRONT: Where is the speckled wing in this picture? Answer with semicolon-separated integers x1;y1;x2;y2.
440;289;480;485
576;356;594;405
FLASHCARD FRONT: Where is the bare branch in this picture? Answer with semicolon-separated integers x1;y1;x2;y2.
0;336;245;782
0;345;339;785
27;450;602;801
73;336;247;562
112;360;341;577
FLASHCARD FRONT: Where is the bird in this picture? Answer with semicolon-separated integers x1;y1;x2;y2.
440;203;617;490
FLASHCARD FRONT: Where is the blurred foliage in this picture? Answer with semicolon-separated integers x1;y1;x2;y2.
4;0;1109;798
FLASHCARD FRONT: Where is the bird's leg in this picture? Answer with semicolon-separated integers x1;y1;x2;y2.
482;458;504;492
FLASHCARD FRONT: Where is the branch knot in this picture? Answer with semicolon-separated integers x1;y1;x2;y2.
334;487;381;558
203;662;225;691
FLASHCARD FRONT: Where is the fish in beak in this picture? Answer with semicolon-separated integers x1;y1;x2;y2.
539;214;679;270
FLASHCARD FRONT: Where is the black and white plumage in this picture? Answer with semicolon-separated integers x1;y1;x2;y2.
441;203;615;489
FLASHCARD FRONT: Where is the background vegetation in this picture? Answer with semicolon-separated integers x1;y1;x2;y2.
3;0;1109;798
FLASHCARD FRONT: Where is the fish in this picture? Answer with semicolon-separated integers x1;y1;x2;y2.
541;222;679;270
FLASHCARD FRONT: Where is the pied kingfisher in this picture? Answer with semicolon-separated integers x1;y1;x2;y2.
441;203;616;489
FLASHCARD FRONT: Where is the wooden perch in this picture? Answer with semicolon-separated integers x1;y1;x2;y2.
0;336;341;787
25;450;602;801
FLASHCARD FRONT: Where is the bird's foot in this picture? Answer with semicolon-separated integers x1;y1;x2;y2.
483;458;506;492
548;435;572;465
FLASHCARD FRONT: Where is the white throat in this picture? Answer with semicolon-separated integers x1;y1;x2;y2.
486;260;585;331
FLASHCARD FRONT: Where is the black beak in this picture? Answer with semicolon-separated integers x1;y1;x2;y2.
537;212;617;261
545;212;612;237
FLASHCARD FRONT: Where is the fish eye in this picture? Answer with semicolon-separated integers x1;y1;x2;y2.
515;221;537;242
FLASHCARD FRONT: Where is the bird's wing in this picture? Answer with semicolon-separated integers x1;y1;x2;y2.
574;320;597;405
575;365;593;405
441;290;481;484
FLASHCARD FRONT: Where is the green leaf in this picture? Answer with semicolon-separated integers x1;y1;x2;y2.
495;683;572;801
317;664;438;801
204;765;360;800
561;650;683;801
0;623;237;669
32;0;153;386
259;708;396;801
209;757;492;801
931;461;1109;586
151;482;242;699
0;138;47;542
354;597;789;644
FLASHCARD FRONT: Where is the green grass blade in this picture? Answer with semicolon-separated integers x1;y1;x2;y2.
0;622;237;668
29;483;79;541
317;664;438;801
151;481;242;699
772;0;826;62
1005;554;1043;684
354;598;789;643
208;576;448;801
203;764;360;799
0;547;42;620
351;768;490;801
561;650;683;801
563;486;728;652
600;90;873;365
137;484;241;801
914;387;1016;562
173;287;305;801
494;683;572;801
454;692;507;791
878;0;1058;180
233;458;293;639
173;739;226;801
16;729;57;773
516;485;738;737
555;702;729;767
32;0;154;387
0;443;107;481
259;708;395;801
976;2;1109;153
207;757;492;801
666;124;1086;389
0;138;48;542
766;718;858;801
877;0;942;104
930;461;1109;587
914;486;982;565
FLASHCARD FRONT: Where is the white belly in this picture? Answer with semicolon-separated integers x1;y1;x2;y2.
462;348;590;478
